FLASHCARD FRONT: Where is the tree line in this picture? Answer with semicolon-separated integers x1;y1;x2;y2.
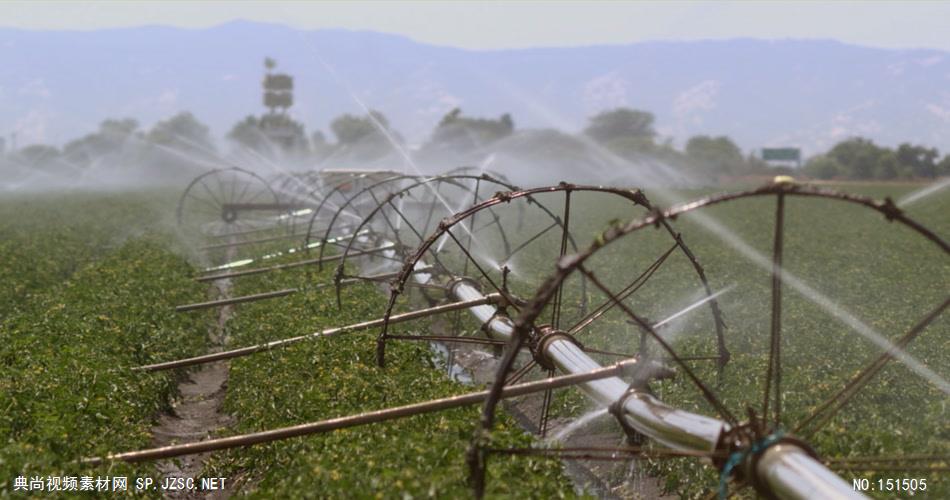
4;106;947;181
803;138;950;180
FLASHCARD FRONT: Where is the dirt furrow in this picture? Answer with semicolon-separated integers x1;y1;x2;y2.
151;273;236;499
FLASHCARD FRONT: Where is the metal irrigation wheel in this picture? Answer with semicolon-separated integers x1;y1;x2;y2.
472;181;949;497
323;174;519;307
379;184;728;428
304;173;421;256
444;165;516;185
269;170;324;202
177;167;288;262
266;170;326;235
304;169;522;257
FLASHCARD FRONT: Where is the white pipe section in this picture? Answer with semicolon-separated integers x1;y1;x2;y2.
444;278;864;499
757;445;859;500
380;245;864;499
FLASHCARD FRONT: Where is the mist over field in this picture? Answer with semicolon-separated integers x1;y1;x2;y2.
3;20;950;192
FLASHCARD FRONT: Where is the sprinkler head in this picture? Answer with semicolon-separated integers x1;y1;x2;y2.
773;175;795;185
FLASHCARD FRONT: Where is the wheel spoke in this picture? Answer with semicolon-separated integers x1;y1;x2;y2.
186;192;221;214
795;297;949;438
445;227;516;311
578;264;738;426
550;191;572;329
762;193;786;427
197;178;223;207
503;221;558;263
567;243;677;336
538;369;555;437
506;360;537;386
487;445;722;461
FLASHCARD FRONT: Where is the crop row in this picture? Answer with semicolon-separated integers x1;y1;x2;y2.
0;191;185;318
200;251;578;498
1;232;207;496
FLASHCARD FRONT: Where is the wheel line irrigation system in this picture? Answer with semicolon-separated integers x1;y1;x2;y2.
82;167;948;499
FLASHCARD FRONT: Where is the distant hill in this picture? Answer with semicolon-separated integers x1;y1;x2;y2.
3;20;950;156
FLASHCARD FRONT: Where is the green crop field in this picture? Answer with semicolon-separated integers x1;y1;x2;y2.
483;182;947;499
0;192;208;497
1;180;946;499
378;180;946;499
201;253;575;498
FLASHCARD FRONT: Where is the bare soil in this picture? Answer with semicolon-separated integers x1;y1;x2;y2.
150;277;237;499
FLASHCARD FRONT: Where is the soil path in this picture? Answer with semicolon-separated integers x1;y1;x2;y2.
151;270;236;499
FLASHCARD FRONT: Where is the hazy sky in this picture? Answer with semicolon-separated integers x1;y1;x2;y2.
2;0;949;51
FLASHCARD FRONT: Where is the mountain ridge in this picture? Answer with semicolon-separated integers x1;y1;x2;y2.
2;20;949;156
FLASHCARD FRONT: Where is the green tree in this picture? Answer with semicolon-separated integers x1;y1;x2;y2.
428;108;515;151
803;155;844;180
228;114;308;156
227;116;268;152
16;144;61;166
895;143;939;178
872;150;900;180
584;108;656;144
99;118;139;137
328;110;399;161
260;114;309;153
825;137;887;179
329;111;390;145
937;154;950;177
147;112;215;154
685;135;746;175
62;118;142;166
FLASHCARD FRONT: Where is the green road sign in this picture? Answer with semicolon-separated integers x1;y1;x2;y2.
762;148;801;162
